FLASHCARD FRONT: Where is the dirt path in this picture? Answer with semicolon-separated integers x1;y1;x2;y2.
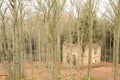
0;62;120;80
90;62;120;80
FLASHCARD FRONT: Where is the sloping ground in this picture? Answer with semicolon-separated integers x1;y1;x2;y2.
90;62;120;80
0;62;120;80
0;64;6;80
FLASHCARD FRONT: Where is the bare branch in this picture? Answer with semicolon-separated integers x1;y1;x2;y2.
109;0;118;14
0;0;4;8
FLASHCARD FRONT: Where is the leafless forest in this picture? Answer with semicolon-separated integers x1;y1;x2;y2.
0;0;120;80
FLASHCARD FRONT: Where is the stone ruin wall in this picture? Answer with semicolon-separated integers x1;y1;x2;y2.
62;43;101;65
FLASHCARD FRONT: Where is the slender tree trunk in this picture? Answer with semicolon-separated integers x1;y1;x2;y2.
113;18;120;80
87;0;93;80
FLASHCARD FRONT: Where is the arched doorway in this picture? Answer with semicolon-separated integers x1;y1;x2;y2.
73;54;76;65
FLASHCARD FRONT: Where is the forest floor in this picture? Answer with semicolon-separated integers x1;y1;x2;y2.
0;61;120;80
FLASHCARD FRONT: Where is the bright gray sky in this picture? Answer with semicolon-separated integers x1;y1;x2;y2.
0;0;112;18
65;0;110;18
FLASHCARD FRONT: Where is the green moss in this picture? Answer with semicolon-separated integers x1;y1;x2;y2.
0;51;2;60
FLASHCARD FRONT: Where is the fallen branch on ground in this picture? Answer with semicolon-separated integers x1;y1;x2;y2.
0;75;7;77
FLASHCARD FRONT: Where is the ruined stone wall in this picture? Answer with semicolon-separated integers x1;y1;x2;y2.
62;43;101;65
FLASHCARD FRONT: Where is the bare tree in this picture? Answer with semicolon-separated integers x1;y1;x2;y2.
36;0;66;80
86;0;99;80
109;0;120;80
